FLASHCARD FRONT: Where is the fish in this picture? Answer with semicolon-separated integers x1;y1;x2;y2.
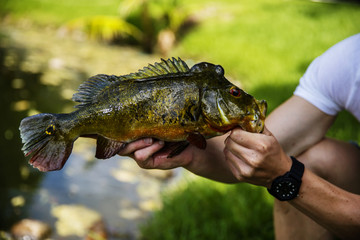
19;57;267;172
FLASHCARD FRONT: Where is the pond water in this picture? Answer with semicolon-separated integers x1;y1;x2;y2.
0;26;176;239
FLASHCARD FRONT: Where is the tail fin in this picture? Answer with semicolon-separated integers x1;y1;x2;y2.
19;113;74;171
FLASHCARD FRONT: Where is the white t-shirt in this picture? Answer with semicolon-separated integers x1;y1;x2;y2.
294;33;360;122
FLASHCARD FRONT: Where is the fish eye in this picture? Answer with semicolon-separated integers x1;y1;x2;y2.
45;124;56;135
229;86;241;97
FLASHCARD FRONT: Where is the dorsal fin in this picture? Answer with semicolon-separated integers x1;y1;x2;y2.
72;74;118;108
72;58;189;108
123;57;190;80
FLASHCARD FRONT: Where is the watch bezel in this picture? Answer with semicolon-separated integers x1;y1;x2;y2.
268;157;304;201
270;173;301;201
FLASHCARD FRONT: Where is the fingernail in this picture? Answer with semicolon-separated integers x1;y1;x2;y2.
144;138;153;144
158;140;165;145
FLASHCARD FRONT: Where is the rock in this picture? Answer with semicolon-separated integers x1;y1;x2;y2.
144;169;174;180
11;219;51;240
51;204;101;237
85;219;108;240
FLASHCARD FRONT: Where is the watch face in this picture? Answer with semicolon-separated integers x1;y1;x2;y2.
268;157;304;201
273;178;299;201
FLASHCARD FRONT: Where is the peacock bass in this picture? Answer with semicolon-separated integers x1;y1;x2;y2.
19;58;267;172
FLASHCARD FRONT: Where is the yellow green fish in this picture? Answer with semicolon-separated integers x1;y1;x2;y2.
19;58;267;171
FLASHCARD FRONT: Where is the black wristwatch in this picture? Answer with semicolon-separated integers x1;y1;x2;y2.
268;156;304;201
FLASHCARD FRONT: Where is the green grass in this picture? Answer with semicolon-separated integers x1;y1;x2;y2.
176;0;360;88
140;177;274;240
1;0;121;25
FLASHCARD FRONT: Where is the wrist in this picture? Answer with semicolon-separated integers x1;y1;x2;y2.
265;155;292;188
268;156;305;201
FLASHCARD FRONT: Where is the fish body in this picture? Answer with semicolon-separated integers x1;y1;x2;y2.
19;58;267;172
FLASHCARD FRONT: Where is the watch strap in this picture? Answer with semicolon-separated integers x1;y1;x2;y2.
289;156;305;181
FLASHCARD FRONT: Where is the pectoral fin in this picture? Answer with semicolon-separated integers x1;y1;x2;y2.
166;133;206;158
166;141;190;158
96;136;125;159
187;132;207;149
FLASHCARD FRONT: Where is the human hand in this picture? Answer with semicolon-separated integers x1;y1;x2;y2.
224;126;292;188
118;138;194;169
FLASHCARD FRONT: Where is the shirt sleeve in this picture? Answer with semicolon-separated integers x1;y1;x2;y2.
293;34;360;117
294;56;342;116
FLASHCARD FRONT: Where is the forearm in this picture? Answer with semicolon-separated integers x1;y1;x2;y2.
184;134;238;183
290;169;360;239
266;96;335;156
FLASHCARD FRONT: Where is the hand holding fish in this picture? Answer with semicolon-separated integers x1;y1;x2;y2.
123;125;292;188
223;126;292;188
118;138;194;170
120;135;243;183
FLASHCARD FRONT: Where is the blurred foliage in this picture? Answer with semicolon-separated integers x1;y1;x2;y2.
66;0;194;53
0;0;195;53
120;0;190;34
0;0;120;24
67;15;143;42
140;178;274;240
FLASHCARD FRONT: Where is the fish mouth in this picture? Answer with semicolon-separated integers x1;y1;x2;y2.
254;99;267;133
244;99;267;133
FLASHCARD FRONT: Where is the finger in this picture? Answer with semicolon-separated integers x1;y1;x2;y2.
134;140;165;163
229;128;254;146
225;136;255;166
118;138;154;156
229;127;272;150
153;144;195;169
136;142;187;170
223;147;250;181
151;154;181;170
225;145;271;185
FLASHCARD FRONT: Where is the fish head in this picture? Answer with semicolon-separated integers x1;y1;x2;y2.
198;64;267;133
202;86;267;133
